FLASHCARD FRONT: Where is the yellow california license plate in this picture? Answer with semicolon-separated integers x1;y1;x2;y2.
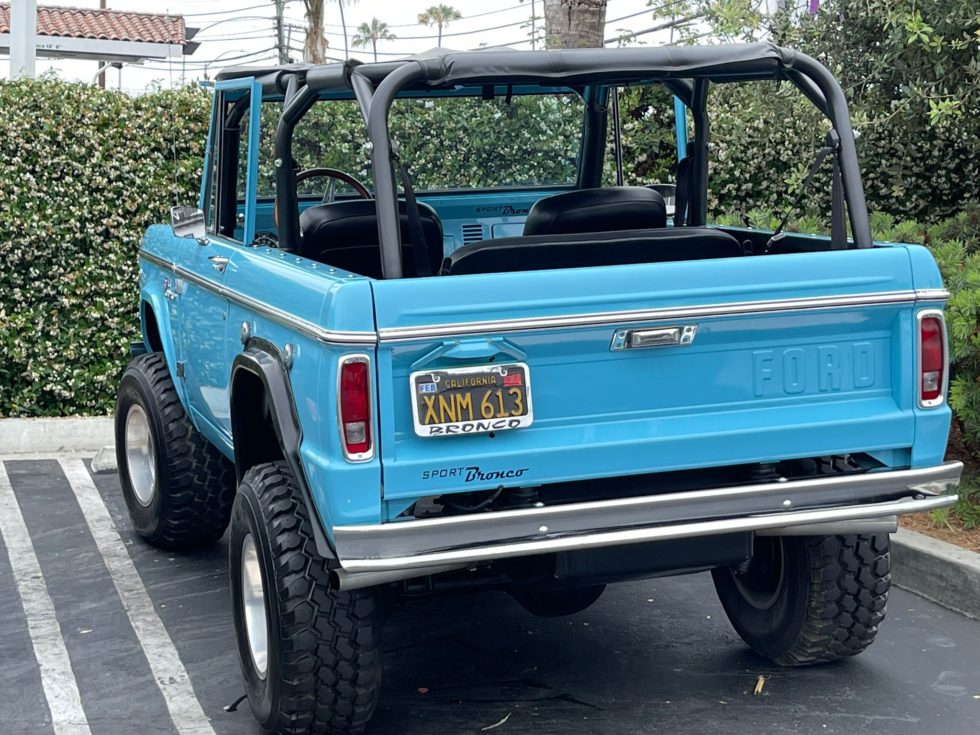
410;363;533;437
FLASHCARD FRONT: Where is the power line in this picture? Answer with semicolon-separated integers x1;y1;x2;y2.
144;47;278;68
279;2;671;45
301;2;530;30
198;29;279;42
324;17;530;42
180;4;274;18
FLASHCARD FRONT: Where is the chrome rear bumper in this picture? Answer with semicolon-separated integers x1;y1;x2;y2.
334;462;961;573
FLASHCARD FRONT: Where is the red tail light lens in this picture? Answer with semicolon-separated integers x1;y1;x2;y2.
919;314;945;405
339;357;372;458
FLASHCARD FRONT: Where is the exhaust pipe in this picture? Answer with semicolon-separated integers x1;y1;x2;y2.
332;563;470;591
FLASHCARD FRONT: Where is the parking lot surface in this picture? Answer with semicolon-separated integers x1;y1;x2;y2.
1;456;979;735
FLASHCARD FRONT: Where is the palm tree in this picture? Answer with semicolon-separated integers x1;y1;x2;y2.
417;5;463;47
543;0;606;48
301;0;357;63
302;0;327;62
352;18;396;62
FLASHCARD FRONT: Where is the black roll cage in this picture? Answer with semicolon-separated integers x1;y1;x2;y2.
219;42;871;279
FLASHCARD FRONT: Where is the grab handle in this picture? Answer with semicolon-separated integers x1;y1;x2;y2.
610;325;697;351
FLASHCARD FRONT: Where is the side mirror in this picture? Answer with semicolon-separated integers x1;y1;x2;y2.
170;206;208;245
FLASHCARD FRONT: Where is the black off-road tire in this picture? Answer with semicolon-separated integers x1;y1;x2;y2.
511;584;606;617
230;461;383;735
115;353;235;549
712;534;890;666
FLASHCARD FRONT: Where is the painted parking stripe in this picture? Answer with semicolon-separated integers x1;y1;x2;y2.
0;462;91;735
59;458;216;735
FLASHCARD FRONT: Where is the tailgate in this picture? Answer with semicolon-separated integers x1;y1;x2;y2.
371;247;919;501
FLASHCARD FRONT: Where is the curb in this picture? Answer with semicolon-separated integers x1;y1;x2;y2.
891;528;980;620
0;417;113;454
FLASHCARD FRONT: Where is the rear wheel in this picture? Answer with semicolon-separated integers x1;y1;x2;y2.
511;584;606;617
711;534;890;665
230;461;383;735
115;353;235;549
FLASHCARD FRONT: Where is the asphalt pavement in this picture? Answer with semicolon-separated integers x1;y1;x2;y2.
1;456;978;734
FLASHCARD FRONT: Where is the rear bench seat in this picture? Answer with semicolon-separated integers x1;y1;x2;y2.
441;185;742;275
442;227;744;275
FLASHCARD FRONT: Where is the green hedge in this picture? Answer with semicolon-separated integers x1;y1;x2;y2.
0;80;208;416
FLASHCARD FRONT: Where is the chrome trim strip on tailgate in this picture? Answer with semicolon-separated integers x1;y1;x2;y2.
139;250;378;346
378;290;948;342
333;462;961;572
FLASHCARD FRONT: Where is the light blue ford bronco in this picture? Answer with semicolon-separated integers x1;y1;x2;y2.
115;43;962;734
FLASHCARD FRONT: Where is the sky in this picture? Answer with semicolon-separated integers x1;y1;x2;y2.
4;0;714;93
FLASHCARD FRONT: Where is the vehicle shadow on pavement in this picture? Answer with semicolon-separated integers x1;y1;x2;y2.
369;579;977;735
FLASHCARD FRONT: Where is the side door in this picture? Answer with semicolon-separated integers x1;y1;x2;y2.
178;77;262;450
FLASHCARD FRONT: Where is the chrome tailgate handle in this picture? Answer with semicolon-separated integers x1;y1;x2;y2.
611;325;697;350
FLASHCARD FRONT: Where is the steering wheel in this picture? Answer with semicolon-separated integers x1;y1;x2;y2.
273;167;372;231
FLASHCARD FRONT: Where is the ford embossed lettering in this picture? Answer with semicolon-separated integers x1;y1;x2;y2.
410;363;533;437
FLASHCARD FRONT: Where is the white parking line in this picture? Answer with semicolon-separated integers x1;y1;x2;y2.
59;458;216;735
0;462;92;735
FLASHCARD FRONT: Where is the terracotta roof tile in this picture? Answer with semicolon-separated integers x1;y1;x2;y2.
0;3;185;45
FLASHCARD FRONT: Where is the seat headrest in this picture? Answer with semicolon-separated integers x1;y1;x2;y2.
298;199;443;278
523;186;667;237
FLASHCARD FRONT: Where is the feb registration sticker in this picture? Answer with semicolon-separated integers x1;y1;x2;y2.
410;363;534;437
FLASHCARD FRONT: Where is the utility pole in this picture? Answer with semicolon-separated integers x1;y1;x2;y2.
10;0;38;80
274;0;288;64
98;0;107;88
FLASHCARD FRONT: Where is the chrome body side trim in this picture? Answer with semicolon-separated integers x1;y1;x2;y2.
915;288;952;301
333;462;961;572
377;290;947;343
138;250;378;346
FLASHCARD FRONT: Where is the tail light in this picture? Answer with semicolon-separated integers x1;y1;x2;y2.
339;355;373;460
918;312;946;407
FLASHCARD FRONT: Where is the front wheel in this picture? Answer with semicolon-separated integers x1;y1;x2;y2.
115;353;235;549
230;461;383;735
711;534;890;666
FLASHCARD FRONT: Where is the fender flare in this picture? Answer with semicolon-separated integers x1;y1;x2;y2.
139;293;197;411
140;294;179;372
230;340;336;560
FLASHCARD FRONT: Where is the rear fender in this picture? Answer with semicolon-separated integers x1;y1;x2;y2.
230;341;336;560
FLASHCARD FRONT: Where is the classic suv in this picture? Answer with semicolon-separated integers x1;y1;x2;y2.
115;43;961;735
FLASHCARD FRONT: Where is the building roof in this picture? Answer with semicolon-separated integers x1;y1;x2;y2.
0;3;185;45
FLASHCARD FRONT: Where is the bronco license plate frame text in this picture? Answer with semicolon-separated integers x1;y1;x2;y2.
410;363;534;437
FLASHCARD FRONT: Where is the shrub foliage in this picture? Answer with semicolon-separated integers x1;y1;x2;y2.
0;80;208;416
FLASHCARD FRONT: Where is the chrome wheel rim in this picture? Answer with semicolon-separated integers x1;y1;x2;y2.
125;404;156;507
241;534;269;679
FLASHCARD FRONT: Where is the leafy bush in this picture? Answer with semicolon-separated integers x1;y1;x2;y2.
768;0;980;222
0;79;210;416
